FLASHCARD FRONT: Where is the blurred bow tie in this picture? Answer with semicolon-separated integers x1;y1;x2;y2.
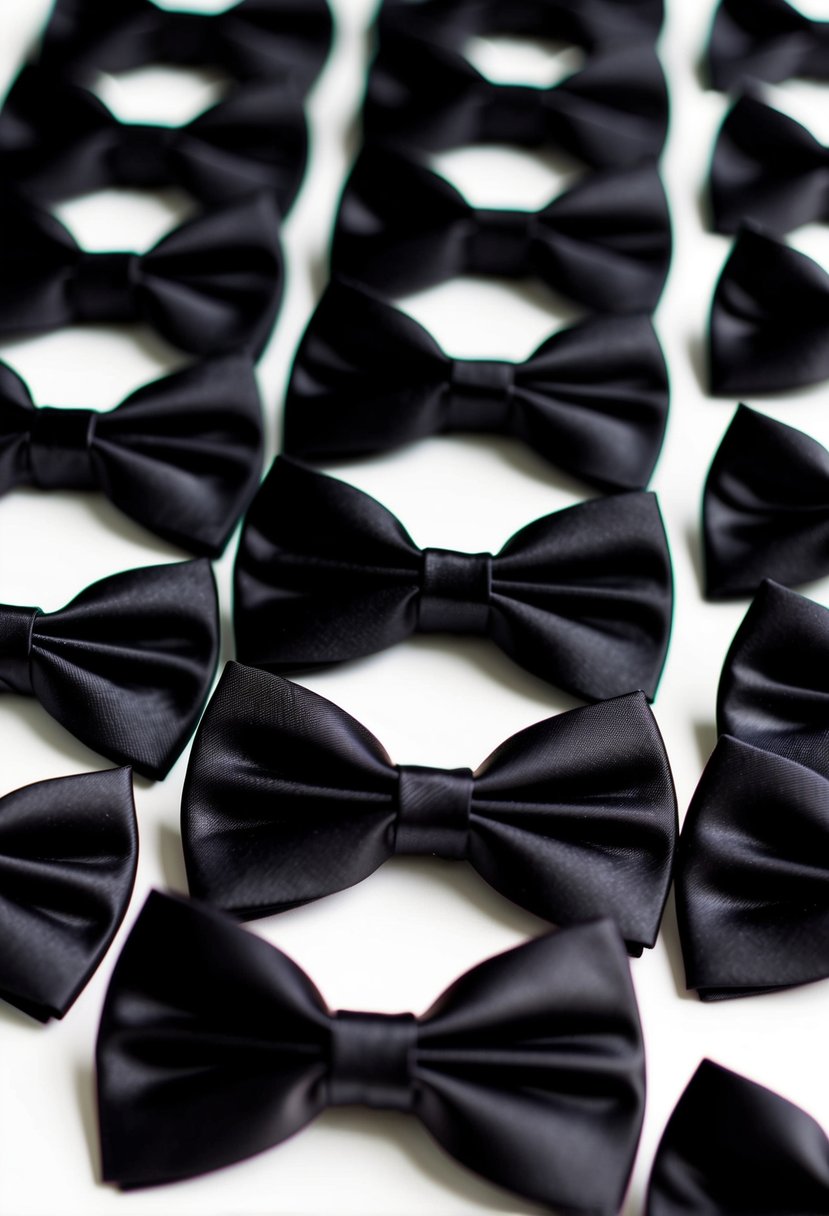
233;457;673;702
97;891;645;1212
364;33;668;168
0;66;307;211
647;1061;829;1215
0;193;282;357
711;94;829;235
182;662;677;951
38;0;333;95
708;227;829;396
0;767;136;1022
283;278;669;489
706;0;829;90
331;146;671;312
0;356;263;556
704;406;829;599
0;559;218;779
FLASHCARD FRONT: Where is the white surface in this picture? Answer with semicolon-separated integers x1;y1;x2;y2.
0;1;828;1214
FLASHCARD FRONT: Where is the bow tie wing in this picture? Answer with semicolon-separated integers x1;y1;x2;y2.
96;890;331;1189
215;0;333;90
489;492;672;701
29;560;219;779
0;361;40;493
38;0;152;73
182;662;399;915
676;735;829;999
469;691;677;950
416;920;645;1215
706;0;825;88
234;457;423;670
717;580;829;777
704;406;829;599
0;767;137;1021
0;198;79;337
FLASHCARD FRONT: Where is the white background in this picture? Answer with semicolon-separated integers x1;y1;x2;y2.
0;1;828;1213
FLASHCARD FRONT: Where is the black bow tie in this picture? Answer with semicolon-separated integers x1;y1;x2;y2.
233;457;673;702
0;66;308;211
0;766;136;1022
96;891;645;1212
708;227;829;396
0;194;282;357
0;559;219;779
283;278;669;490
182;662;678;952
364;33;668;168
331;146;671;312
0;356;263;556
39;0;333;95
707;0;829;89
711;93;829;235
647;1060;829;1215
704;406;829;599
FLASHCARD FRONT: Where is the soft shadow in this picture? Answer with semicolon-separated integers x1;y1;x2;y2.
685;520;706;593
388;856;551;937
696;173;714;232
693;719;717;768
660;887;697;1002
158;822;189;893
75;1061;101;1183
0;699;104;772
687;331;710;395
0;998;45;1030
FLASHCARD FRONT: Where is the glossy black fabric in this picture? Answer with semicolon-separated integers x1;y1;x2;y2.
233;457;673;701
647;1060;829;1215
331;146;671;312
676;734;829;999
0;356;263;556
709;227;829;395
0;66;307;211
283;279;669;490
711;93;829;235
0;560;219;779
39;0;333;95
364;33;668;167
97;891;645;1211
182;662;677;950
707;0;829;90
704;406;829;599
717;579;829;780
0;193;283;357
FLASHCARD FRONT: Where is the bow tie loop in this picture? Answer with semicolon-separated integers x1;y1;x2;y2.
70;251;139;324
156;10;215;65
28;407;96;490
466;209;535;277
447;359;514;432
0;604;39;694
107;123;175;189
802;29;829;77
478;84;550;145
395;765;472;859
419;548;492;634
328;1010;417;1112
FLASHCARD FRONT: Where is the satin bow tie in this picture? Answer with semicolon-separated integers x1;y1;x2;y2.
709;227;829;396
711;94;829;235
331;147;672;313
647;1061;829;1215
0;66;307;211
364;33;668;168
0;767;136;1022
707;0;829;90
233;457;673;702
0;356;263;556
39;0;333;95
0;559;218;779
0;194;282;357
704;406;829;599
97;891;645;1212
283;279;669;490
182;662;678;952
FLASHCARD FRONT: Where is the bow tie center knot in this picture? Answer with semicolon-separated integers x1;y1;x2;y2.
468;208;535;277
70;252;139;325
395;764;472;859
29;408;97;490
419;548;492;634
328;1010;417;1112
156;11;215;64
447;359;514;432
0;603;40;695
109;124;175;189
480;84;550;146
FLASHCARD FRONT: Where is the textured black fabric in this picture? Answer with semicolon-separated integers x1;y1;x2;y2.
0;193;283;357
181;662;677;951
331;146;671;312
647;1061;829;1215
0;66;307;211
283;279;669;490
233;456;674;701
706;0;829;90
0;560;219;779
97;891;645;1213
0;356;263;556
0;766;137;1021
